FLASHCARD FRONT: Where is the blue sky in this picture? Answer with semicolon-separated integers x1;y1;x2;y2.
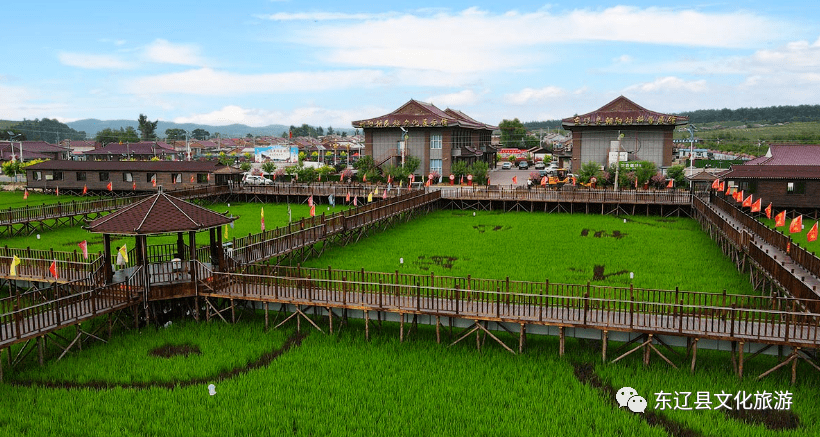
2;1;819;130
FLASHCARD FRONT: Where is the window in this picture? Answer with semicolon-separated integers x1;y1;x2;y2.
737;180;757;194
147;173;156;184
430;133;442;150
197;173;209;183
787;181;805;194
430;159;442;175
99;172;109;182
52;171;63;181
76;172;86;181
123;172;133;182
172;173;182;184
33;171;42;181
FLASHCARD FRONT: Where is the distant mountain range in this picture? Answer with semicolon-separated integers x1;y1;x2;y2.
65;119;355;139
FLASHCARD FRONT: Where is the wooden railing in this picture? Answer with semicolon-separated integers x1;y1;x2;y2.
228;190;439;264
201;265;820;347
0;268;141;345
439;187;697;204
239;183;408;198
711;193;820;281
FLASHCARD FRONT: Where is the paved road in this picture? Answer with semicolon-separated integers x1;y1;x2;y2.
489;166;535;187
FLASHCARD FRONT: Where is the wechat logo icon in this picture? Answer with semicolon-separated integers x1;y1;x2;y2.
616;387;647;413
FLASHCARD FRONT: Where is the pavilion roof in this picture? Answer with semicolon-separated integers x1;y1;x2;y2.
352;99;496;130
85;192;235;235
561;96;689;128
721;165;820;180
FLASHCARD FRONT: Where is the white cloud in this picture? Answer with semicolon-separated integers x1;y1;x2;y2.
58;52;132;69
127;68;387;95
425;89;483;107
141;39;205;66
624;77;708;93
291;6;783;74
174;105;359;127
504;86;567;105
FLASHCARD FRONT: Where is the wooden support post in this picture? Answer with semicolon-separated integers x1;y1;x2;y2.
436;316;441;344
108;313;113;340
365;310;370;341
194;297;200;322
297;306;301;333
518;324;526;354
0;349;3;383
231;299;236;324
792;347;799;385
690;338;699;374
738;341;744;380
476;323;481;351
400;313;405;343
328;307;333;334
643;334;652;366
602;330;608;362
77;325;82;352
264;302;269;331
559;326;565;356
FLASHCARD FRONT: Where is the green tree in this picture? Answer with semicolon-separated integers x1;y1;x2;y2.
261;162;277;175
635;161;658;186
467;161;489;184
246;133;253;138
498;118;538;148
165;128;186;142
95;127;139;145
403;156;420;175
240;162;252;172
578;161;602;184
354;155;375;173
451;161;468;177
327;126;335;136
137;114;158;140
191;128;210;140
666;165;686;187
217;152;234;166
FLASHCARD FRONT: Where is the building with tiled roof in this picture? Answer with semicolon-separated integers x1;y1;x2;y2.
82;141;177;161
0;140;70;161
561;96;689;173
745;144;820;166
721;164;820;210
352;99;496;176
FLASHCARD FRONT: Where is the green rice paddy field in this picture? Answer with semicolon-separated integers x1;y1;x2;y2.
2;192;819;436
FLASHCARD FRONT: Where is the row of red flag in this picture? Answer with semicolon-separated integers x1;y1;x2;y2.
711;178;818;242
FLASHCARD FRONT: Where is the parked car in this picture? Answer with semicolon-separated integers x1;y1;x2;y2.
502;162;512;170
243;175;273;185
518;161;529;170
534;162;545;170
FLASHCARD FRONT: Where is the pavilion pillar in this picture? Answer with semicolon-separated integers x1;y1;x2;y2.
209;228;218;270
134;235;144;266
139;234;151;314
188;231;197;284
176;233;185;259
215;226;224;271
103;233;113;284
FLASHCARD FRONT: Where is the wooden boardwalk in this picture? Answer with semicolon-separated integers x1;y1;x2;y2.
200;267;820;349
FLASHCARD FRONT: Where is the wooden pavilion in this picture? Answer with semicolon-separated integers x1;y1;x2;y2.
84;189;236;308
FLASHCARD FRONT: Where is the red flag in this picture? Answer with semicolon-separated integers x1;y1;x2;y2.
56;186;59;196
308;195;314;207
382;189;387;199
719;181;725;192
191;175;195;183
82;185;87;195
362;173;367;182
152;176;157;187
346;191;351;202
23;189;28;200
107;181;112;191
742;194;752;207
133;181;136;190
635;176;639;189
460;175;464;184
775;210;786;227
789;215;803;234
540;176;547;186
353;196;358;206
309;205;315;217
387;175;392;184
49;260;58;279
735;190;744;202
667;179;674;188
711;178;719;189
289;130;293;139
78;240;88;259
751;198;762;212
725;185;732;196
765;203;772;219
808;222;818;242
512;176;518;184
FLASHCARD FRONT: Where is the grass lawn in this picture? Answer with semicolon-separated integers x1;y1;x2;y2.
1;316;815;437
299;210;758;294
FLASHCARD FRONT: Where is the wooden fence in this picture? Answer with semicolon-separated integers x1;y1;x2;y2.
438;187;697;204
200;264;820;347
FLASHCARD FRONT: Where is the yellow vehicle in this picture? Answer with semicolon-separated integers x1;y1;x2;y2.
547;168;574;189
